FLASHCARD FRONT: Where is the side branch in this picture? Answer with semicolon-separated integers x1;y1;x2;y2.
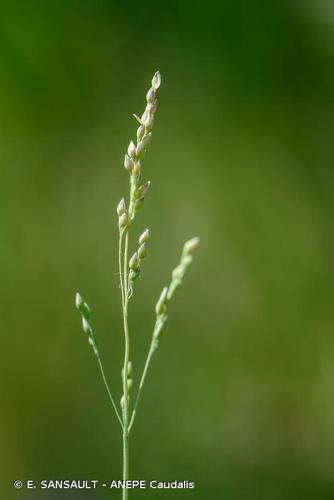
75;293;123;428
97;356;123;428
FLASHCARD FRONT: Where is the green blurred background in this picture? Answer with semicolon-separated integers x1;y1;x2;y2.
1;1;334;498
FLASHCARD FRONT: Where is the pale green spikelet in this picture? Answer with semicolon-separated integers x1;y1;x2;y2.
139;228;150;245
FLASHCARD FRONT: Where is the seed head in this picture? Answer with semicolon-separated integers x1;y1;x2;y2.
151;71;161;90
139;228;150;245
117;198;127;216
124;154;134;172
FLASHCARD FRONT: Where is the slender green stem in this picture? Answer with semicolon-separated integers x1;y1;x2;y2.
121;175;136;499
118;230;125;308
122;432;129;496
122;230;130;496
97;356;123;428
128;340;156;432
119;221;130;499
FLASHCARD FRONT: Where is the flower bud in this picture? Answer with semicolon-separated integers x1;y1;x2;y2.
172;264;184;281
146;87;156;103
183;237;200;255
138;242;147;259
75;292;83;310
76;294;91;320
124;154;134;172
117;198;127;216
181;255;193;268
137;125;145;141
129;252;139;270
127;140;136;158
121;361;133;379
155;286;168;315
82;317;91;334
139;228;150;245
127;378;133;390
119;213;128;228
151;71;161;90
135;181;150;199
82;302;91;320
129;268;140;282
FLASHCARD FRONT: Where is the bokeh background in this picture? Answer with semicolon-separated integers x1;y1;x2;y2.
1;1;334;499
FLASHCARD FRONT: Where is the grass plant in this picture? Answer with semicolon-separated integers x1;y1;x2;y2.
75;71;199;499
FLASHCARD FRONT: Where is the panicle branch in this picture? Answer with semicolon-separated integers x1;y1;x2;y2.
121;70;161;223
152;236;200;348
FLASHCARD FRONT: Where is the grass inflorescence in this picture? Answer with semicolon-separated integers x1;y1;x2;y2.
75;71;199;500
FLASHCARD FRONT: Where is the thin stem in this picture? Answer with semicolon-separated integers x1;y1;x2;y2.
97;356;123;428
118;230;125;307
118;227;130;499
121;175;136;499
121;230;130;500
122;433;129;496
128;340;156;432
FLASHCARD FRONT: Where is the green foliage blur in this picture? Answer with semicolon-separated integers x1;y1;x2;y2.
1;1;334;498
